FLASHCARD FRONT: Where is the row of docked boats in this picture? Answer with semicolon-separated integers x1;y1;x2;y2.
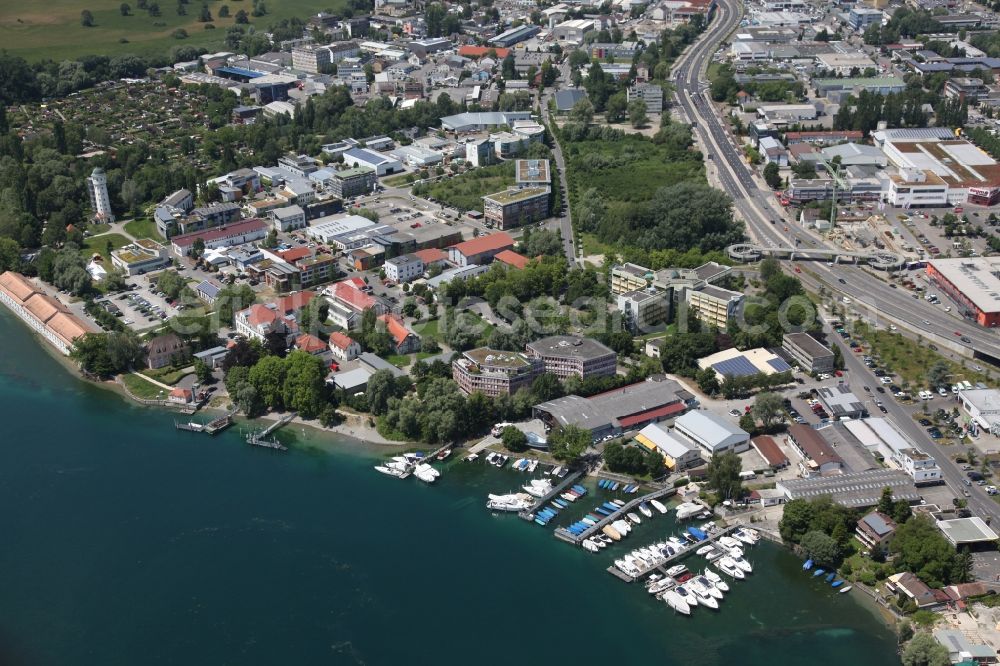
575;499;669;549
374;452;442;483
511;458;539;473
802;558;852;593
534;484;588;526
597;479;640;493
647;564;737;615
484;452;510;468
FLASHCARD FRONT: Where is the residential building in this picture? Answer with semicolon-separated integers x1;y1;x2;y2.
233;292;314;343
86;167;114;222
452;347;544;397
786;424;843;477
611;262;653;294
634;423;703;471
525;335;617;380
0;272;92;355
271;204;307;232
170;219;269;257
482;188;550;230
495;250;530;270
296;253;337;288
426;264;489;290
378;314;420;354
687;284;744;329
674;410;751;456
146;333;188;370
295;333;328;357
886;572;940;610
328;166;377;198
447;232;515;267
627;83;664;114
782;332;835;374
111;240;171;276
384;254;424;283
328;331;362;361
533;378;694;440
856;511;897;553
617;288;670;333
323;280;387;331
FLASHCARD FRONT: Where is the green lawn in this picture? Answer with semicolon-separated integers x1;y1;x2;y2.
414;161;516;213
121;372;168;400
412;318;439;338
387;355;411;368
579;232;616;257
81;233;131;261
2;0;348;62
87;223;112;235
382;173;415;188
141;366;191;385
124;218;161;240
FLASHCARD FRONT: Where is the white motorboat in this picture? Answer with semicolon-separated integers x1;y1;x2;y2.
704;548;723;561
649;578;674;595
668;536;686;550
718;557;745;580
687;580;719;609
413;463;440;483
465;453;478;462
675;502;703;521
486;492;532;512
695;575;724;599
485;452;497;464
561;492;577;502
839;586;853;594
626;512;642;525
663;590;691;615
733;557;753;574
582;539;600;553
737;527;761;544
718;536;741;549
374;465;404;477
639;503;653;518
522;479;553;498
650;499;668;515
703;568;729;593
527;460;538;472
612;519;631;535
726;544;745;560
551;465;562;476
666;564;688;578
734;529;756;546
675;583;699;607
696;544;714;556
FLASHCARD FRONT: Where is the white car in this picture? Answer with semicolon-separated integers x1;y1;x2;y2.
881;377;893;384
889;324;897;331
842;297;852;304
938;387;948;397
945;306;952;312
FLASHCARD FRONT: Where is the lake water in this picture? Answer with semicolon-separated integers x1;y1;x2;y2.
0;309;900;665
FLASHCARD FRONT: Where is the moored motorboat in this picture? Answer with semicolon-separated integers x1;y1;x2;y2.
465;453;478;462
803;558;813;570
650;499;668;514
627;512;642;525
374;465;404;477
436;448;452;460
663;589;691;615
839;586;852;594
733;557;753;574
696;575;724;599
718;557;745;580
612;519;631;536
675;501;703;521
639;502;653;518
582;539;600;553
687;579;720;609
486;492;532;512
602;525;622;541
675;583;699;607
703;568;729;593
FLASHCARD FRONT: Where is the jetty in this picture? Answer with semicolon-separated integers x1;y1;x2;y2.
603;524;742;583
554;486;677;545
174;409;237;435
246;412;295;451
517;469;585;522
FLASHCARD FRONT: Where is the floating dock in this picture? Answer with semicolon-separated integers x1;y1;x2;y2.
245;412;295;451
517;469;585;522
174;409;236;435
603;524;742;583
554;486;677;545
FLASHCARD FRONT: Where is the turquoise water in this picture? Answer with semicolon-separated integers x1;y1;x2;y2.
0;309;900;665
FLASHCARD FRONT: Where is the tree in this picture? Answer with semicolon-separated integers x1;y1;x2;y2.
890;514;969;587
901;633;950;666
752;392;784;429
248;355;287;410
739;411;756;435
799;529;841;566
194;359;213;384
282;351;327;418
366;368;402;416
628;99;648;128
120;3;131;15
198;3;212;21
763;161;782;189
706;450;742;501
696;367;720;395
106;330;143;372
926;361;950;389
234;9;249;23
81;9;95;26
215;284;255;323
549;424;590;463
0;237;20;273
501;426;528;452
605;92;628;123
218;4;230;17
569;98;594;125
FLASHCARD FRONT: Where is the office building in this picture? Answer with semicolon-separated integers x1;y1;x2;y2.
782;332;835;374
482;187;549;230
524;335;616;380
452;348;543;397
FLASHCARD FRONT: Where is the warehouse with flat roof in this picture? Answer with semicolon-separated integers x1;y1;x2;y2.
926;257;1000;327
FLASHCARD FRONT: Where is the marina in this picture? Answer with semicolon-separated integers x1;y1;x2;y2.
517;469;584;522
602;523;748;583
554;486;677;546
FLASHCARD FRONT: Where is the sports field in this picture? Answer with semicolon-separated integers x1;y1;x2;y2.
0;0;345;62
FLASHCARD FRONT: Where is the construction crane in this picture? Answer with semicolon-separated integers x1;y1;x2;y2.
816;156;850;230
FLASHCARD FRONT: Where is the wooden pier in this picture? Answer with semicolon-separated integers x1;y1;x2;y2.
553;486;678;545
517;469;585;522
603;524;743;583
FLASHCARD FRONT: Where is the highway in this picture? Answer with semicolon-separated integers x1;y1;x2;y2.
670;0;1000;361
671;0;1000;523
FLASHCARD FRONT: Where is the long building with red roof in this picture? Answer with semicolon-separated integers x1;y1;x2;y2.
0;271;94;355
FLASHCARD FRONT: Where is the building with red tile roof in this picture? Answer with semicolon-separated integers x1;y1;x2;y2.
378;314;420;354
295;333;328;355
494;249;530;269
413;248;447;266
169;218;268;256
0;271;94;355
447;232;515;267
751;435;790;469
274;290;316;316
168;387;194;403
277;246;312;263
328;331;362;361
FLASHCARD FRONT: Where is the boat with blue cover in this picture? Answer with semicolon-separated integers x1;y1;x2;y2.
832;580;845;588
813;569;825;577
687;526;708;541
825;572;836;583
803;559;813;570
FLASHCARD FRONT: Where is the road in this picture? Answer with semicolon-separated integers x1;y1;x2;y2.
673;0;1000;523
540;65;578;264
671;0;1000;361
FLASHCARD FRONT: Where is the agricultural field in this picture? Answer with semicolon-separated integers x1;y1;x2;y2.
0;0;346;62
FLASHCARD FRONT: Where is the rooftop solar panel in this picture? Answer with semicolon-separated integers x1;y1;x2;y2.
712;356;759;378
767;357;792;372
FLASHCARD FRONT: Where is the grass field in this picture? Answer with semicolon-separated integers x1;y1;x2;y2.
121;372;168;400
81;232;131;261
141;366;191;385
414;161;515;213
1;0;347;62
124;218;161;240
